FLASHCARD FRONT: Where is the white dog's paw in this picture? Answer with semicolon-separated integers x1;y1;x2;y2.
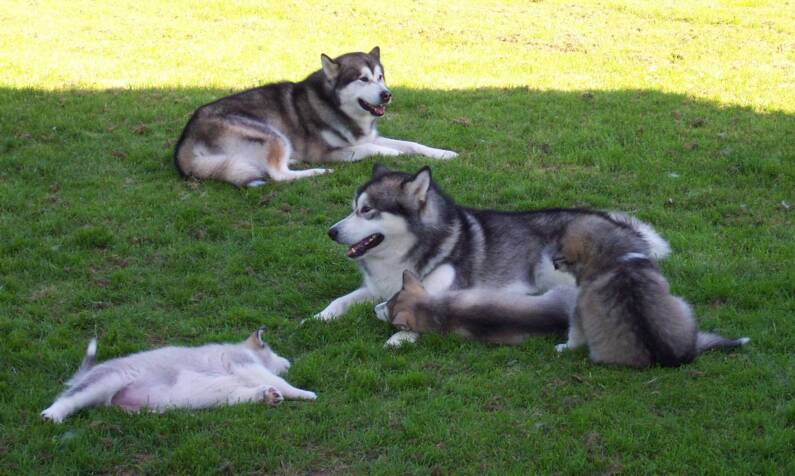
307;168;332;176
262;387;284;406
427;149;458;160
298;390;317;400
313;306;342;322
246;179;268;188
41;407;65;423
554;343;570;353
271;356;291;376
384;331;418;348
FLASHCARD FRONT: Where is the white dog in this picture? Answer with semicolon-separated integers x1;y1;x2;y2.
41;327;316;423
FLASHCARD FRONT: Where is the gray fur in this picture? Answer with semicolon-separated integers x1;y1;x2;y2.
553;214;749;367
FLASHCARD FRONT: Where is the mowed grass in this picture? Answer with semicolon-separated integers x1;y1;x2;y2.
1;0;794;474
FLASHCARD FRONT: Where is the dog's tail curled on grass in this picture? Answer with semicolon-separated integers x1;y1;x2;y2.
696;332;750;354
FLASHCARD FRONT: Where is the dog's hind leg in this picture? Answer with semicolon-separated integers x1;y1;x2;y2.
263;136;330;182
42;371;124;423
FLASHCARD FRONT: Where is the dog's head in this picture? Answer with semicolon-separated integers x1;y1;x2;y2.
327;164;442;260
553;214;652;281
321;47;391;120
244;326;290;375
374;270;436;332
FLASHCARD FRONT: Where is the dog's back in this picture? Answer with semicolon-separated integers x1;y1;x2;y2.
578;259;697;367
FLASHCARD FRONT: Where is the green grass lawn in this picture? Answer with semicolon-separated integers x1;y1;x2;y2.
1;1;794;474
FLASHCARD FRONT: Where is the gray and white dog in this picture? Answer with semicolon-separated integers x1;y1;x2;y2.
551;213;749;367
320;164;671;347
41;328;316;423
174;47;457;187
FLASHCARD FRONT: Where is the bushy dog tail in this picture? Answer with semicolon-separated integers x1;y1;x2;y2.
696;332;750;354
608;212;671;260
66;338;98;387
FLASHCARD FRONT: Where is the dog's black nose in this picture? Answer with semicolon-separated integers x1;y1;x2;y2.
327;227;338;241
380;90;392;103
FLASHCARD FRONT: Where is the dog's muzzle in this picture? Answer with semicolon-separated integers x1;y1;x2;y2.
374;302;389;322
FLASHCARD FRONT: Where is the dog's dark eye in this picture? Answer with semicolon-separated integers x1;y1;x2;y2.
360;206;372;214
359;76;369;82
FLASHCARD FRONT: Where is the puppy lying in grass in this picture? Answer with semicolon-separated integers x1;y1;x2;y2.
41;327;316;423
375;270;578;345
552;214;749;367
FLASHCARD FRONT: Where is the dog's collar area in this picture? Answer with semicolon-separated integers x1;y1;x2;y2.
620;252;649;262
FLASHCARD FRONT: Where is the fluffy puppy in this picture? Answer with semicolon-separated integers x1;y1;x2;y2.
553;214;748;367
42;327;316;423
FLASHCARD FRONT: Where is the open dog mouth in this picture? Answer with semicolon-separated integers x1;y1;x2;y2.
358;99;386;117
346;233;384;258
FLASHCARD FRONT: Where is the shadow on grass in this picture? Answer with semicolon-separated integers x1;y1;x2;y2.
0;85;793;474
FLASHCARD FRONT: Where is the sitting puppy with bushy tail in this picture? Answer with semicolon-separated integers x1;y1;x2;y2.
42;327;316;423
552;214;749;368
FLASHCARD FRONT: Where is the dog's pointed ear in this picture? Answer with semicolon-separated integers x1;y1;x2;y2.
369;46;380;61
255;325;267;348
402;270;425;293
403;166;432;205
321;54;340;81
372;163;390;178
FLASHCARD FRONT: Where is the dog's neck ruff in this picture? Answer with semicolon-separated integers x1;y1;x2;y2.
620;252;649;262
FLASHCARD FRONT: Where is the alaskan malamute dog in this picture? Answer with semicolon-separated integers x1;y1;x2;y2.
321;164;671;347
552;214;749;367
174;47;457;187
374;270;577;345
41;327;316;423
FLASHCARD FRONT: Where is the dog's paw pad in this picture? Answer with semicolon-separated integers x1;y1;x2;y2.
263;387;284;406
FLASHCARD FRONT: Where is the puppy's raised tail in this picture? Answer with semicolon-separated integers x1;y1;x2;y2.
696;332;750;354
65;338;98;386
608;212;671;260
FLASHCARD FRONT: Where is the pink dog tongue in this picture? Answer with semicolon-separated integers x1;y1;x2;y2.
373;105;385;116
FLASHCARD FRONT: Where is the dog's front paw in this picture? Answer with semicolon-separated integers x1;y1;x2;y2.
298;390;317;400
313;307;341;321
428;149;458;160
270;356;291;376
384;331;418;348
262;387;284;406
554;343;570;353
307;168;332;176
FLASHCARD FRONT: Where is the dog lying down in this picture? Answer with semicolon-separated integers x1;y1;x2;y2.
375;270;578;345
41;327;316;423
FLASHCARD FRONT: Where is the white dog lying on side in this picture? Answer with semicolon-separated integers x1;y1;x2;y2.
41;327;316;423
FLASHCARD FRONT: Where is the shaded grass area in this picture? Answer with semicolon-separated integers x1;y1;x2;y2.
1;86;794;474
